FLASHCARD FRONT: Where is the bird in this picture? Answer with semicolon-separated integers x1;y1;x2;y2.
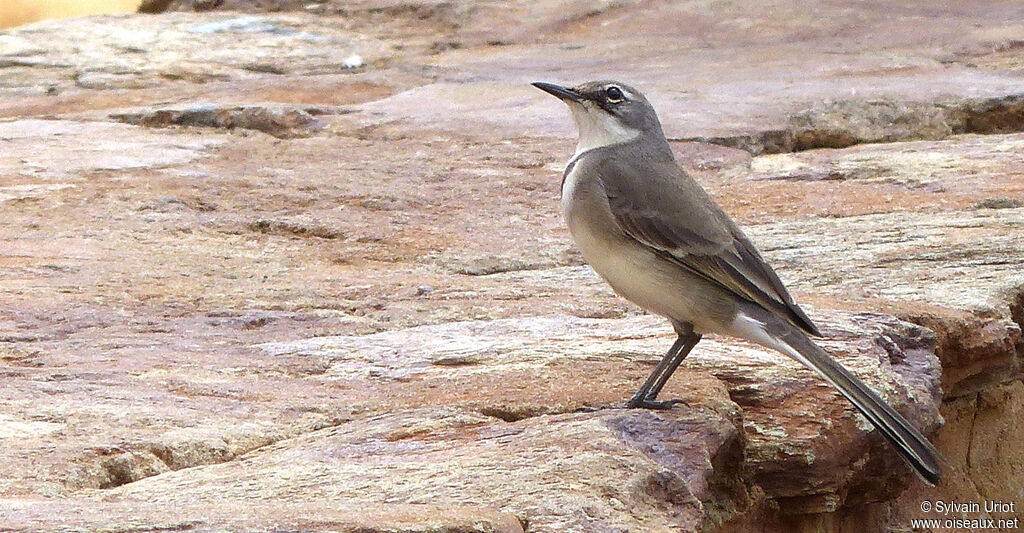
532;80;945;484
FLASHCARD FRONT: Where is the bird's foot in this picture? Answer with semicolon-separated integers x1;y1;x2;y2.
624;397;689;410
575;397;690;412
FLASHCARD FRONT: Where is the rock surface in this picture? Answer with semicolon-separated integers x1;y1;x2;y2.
1;1;1023;532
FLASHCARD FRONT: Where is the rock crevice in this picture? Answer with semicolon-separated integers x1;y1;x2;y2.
2;1;1023;531
687;94;1024;155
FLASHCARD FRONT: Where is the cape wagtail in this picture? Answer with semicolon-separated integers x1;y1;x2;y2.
533;80;945;484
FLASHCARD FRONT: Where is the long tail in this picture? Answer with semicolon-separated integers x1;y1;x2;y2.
755;315;946;485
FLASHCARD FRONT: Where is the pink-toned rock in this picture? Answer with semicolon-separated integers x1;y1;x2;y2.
0;500;525;533
1;1;1023;532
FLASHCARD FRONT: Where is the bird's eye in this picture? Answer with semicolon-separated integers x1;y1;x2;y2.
605;86;625;103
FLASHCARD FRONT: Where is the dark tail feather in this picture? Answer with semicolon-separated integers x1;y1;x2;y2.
767;321;945;485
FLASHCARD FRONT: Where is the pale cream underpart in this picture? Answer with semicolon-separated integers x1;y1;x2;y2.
567;100;641;160
562;160;735;336
558;101;889;440
731;313;867;415
730;313;795;359
561;100;796;350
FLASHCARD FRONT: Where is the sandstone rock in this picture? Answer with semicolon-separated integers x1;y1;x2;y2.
0;500;526;533
0;12;404;94
683;95;1024;155
138;0;176;14
111;103;328;138
1;1;1023;532
0;119;223;177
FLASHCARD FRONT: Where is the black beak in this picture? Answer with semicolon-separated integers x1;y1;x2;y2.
532;82;581;103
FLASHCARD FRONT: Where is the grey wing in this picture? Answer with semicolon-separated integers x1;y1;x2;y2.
600;157;821;336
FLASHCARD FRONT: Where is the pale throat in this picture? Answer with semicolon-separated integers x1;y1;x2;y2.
568;101;641;160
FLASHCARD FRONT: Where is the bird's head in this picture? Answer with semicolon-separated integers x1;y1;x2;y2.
532;80;664;154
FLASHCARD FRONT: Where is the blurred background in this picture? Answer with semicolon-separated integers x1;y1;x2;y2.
0;0;144;28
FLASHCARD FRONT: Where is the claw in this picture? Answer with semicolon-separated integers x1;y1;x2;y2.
576;397;690;412
624;397;689;410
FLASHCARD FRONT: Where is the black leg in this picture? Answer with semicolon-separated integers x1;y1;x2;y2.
645;332;701;401
625;335;688;408
625;329;702;410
